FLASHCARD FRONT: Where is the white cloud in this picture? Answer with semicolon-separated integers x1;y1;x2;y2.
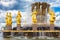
50;3;60;7
25;0;34;2
56;0;60;2
55;12;60;15
21;12;32;26
54;20;60;27
20;0;34;2
49;0;60;7
54;12;60;26
0;0;16;7
55;12;60;20
0;10;6;18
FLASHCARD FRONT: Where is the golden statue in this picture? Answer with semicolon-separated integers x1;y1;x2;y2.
6;12;9;25
8;12;12;25
32;11;37;24
16;11;22;25
6;12;12;26
49;9;55;25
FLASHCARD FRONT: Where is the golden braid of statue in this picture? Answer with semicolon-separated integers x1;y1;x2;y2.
8;12;12;25
16;11;22;25
32;11;37;24
49;9;55;25
6;12;9;25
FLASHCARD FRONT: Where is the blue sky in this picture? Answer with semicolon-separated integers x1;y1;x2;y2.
0;0;60;12
0;0;60;26
52;7;60;12
0;0;59;12
0;0;30;11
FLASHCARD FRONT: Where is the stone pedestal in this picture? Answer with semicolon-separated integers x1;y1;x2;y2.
17;24;21;30
49;25;59;37
32;24;38;37
50;25;54;37
50;25;54;30
45;25;59;37
16;24;23;36
3;25;12;38
6;25;12;30
32;24;37;30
